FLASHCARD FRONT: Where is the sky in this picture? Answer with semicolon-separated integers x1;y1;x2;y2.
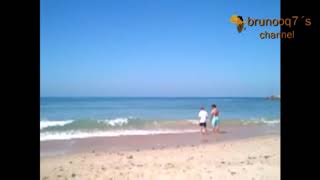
41;0;280;97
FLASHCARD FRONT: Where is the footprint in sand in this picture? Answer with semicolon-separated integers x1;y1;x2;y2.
42;176;49;180
246;161;253;165
71;173;76;178
164;163;175;169
264;155;271;159
230;171;237;175
248;156;256;160
187;157;194;161
228;170;237;176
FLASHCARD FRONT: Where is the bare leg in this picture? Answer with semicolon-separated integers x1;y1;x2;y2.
212;123;217;134
200;127;204;135
216;125;220;134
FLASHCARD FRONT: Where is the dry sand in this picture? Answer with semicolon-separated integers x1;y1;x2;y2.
41;135;280;180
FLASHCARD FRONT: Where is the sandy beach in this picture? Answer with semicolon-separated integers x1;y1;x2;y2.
41;133;280;180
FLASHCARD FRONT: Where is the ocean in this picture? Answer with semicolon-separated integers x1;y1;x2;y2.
40;97;280;141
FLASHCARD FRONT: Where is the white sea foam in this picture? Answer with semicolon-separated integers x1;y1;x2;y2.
40;129;198;141
261;119;280;124
40;120;74;130
241;118;280;125
97;118;129;126
187;119;199;125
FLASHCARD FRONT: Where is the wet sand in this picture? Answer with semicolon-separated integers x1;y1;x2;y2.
41;124;279;157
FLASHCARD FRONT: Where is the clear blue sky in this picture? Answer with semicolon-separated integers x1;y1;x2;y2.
41;0;280;97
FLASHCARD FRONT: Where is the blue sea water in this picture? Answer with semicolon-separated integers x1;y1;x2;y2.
40;97;280;141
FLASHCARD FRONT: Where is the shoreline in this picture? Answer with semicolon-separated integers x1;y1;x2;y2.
41;124;279;157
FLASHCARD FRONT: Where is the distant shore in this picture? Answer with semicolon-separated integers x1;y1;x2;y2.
266;95;280;100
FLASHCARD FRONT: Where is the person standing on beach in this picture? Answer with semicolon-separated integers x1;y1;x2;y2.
198;107;208;135
211;104;220;134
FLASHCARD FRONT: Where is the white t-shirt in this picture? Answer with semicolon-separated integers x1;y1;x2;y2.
198;110;208;123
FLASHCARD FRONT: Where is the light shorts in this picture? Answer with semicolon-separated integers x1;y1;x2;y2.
211;116;220;127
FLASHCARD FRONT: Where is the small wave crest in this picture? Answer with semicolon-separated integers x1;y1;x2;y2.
40;120;74;130
40;117;133;130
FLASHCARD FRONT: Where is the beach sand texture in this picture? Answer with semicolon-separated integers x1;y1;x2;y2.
41;135;279;180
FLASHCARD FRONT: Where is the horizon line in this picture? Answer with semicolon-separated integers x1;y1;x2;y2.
40;96;278;98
